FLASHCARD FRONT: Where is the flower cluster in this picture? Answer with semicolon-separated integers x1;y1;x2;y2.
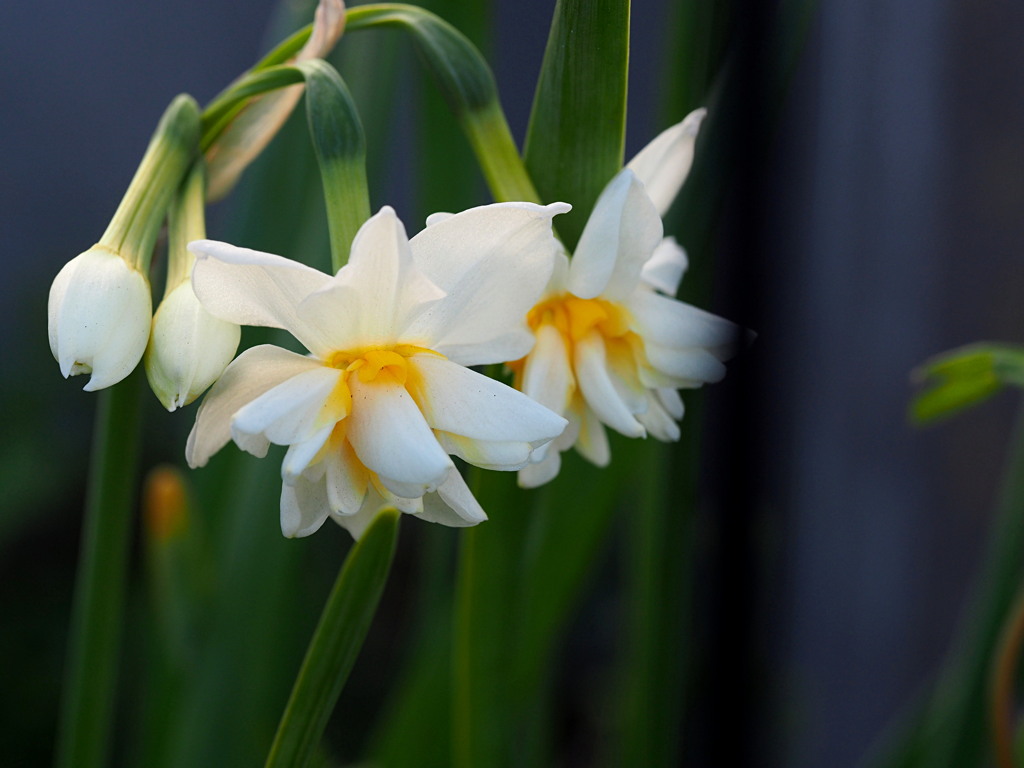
48;106;742;540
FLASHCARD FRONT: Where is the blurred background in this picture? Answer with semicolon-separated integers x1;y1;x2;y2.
2;0;1024;766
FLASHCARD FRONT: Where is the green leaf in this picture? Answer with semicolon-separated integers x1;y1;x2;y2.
523;0;630;249
55;372;144;768
910;343;1024;424
265;508;400;768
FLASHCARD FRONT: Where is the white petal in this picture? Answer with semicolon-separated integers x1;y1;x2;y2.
568;170;663;301
520;323;575;418
280;474;331;538
145;280;241;411
575;403;611;467
186;345;323;468
49;247;152;391
346;375;454;498
419;470;487;526
331;495;385;540
640;237;689;295
407;354;567;446
405;202;569;364
644;342;727;384
628;290;739;351
574;333;645;438
231;365;347;448
324;434;370;516
435;431;534;471
189;239;336;356
281;425;335;482
518;449;561;488
338;207;446;346
656;387;685;420
637;394;681;442
626;108;706;217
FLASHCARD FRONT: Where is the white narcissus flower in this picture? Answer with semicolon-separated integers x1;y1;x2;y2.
48;245;152;391
186;203;570;539
509;108;742;487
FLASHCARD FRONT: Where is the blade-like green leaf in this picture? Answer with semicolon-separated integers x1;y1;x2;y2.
55;372;144;768
265;508;400;768
523;0;630;249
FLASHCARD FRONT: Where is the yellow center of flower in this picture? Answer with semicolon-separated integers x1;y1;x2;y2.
325;344;441;386
526;295;631;342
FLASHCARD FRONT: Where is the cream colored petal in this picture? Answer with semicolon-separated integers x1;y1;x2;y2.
231;365;346;449
189;239;336;356
574;333;645;438
637;393;681;442
518;449;561;489
626;108;706;217
324;433;370;516
405;202;568;364
340;207;446;346
656;387;685;420
280;473;331;538
575;403;611;467
644;342;727;384
568;170;663;301
435;431;534;471
640;237;688;295
281;425;335;482
407;354;567;446
521;323;575;418
346;375;454;498
186;345;323;468
419;470;487;526
627;289;738;352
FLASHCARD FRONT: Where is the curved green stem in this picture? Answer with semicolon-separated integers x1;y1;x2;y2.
54;372;144;768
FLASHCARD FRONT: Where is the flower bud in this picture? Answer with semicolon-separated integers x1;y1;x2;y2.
145;280;240;411
48;245;153;391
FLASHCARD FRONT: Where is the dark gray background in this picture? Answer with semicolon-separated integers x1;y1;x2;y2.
2;0;1023;765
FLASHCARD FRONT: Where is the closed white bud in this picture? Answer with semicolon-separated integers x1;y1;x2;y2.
48;245;153;391
145;280;240;411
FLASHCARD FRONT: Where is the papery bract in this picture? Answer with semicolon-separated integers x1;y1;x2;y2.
186;203;569;538
511;108;742;487
48;245;152;391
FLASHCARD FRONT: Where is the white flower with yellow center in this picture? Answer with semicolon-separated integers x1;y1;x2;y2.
509;109;741;487
185;203;570;538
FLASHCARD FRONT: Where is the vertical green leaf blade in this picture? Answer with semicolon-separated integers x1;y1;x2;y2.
266;509;400;768
523;0;630;249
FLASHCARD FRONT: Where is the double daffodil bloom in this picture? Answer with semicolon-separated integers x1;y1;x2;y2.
510;109;741;487
186;203;570;538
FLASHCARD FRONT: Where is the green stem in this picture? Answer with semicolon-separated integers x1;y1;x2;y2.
464;103;541;203
100;95;200;269
452;526;481;768
54;371;144;768
265;509;400;768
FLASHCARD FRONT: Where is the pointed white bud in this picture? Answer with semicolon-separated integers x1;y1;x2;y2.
145;280;241;411
48;245;153;391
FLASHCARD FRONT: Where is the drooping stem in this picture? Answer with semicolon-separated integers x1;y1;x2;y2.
54;371;144;768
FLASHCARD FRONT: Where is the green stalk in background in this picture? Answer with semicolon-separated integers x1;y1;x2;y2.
266;509;400;768
200;58;369;271
54;373;144;768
